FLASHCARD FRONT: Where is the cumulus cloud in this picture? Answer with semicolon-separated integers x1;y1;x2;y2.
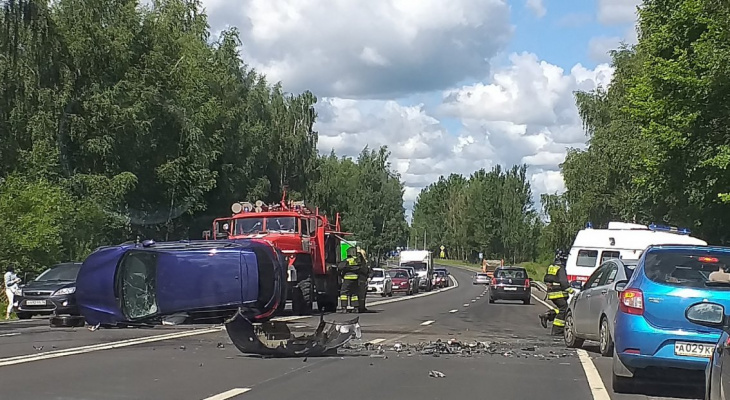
315;54;613;216
201;0;513;99
597;0;641;25
526;0;546;18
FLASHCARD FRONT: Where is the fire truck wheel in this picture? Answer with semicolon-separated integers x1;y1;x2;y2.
292;278;313;315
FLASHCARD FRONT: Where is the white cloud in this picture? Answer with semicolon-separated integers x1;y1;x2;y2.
526;0;546;18
202;0;513;99
597;0;641;26
315;54;613;217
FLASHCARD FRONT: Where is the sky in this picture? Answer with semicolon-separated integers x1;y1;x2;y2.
199;0;641;221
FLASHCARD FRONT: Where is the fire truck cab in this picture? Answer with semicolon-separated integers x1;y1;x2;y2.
207;197;345;315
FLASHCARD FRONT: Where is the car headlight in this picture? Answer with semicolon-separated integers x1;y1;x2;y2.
53;287;76;296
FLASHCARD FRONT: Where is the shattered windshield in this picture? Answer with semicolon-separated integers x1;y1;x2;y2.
118;251;159;320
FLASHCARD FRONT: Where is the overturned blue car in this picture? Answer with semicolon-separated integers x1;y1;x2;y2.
76;239;287;326
75;239;362;357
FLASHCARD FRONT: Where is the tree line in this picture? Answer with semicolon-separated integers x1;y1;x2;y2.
0;0;407;275
415;0;730;264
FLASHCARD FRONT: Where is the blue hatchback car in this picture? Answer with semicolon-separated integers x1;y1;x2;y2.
612;245;730;393
76;239;287;327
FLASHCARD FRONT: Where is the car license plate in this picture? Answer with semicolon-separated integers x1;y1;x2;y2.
504;287;517;291
392;285;399;289
674;341;714;358
25;300;46;306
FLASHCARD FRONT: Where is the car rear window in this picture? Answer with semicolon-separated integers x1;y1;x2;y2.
391;270;409;279
496;269;527;278
644;250;730;289
372;270;384;278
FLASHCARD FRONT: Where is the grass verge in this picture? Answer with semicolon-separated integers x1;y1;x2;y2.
435;259;549;280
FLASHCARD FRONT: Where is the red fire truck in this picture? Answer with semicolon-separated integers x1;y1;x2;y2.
206;193;347;315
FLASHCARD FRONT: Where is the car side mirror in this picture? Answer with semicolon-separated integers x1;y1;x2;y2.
613;279;629;292
686;302;726;329
570;280;583;290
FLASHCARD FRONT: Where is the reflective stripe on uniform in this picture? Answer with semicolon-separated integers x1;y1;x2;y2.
351;296;358;301
339;295;348;300
547;291;568;299
344;274;358;280
553;318;566;327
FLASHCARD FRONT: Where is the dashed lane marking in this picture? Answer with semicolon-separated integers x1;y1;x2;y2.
202;388;252;400
449;309;458;313
531;291;610;400
0;333;20;337
471;299;476;302
463;304;470;307
420;320;435;326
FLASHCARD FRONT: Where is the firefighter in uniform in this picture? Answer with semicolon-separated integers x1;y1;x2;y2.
355;247;373;313
539;250;574;335
338;247;362;312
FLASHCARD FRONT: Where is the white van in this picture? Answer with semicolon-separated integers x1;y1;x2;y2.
565;221;707;284
399;250;434;291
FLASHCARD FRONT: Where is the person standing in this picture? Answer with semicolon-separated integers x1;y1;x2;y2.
338;247;361;312
4;264;21;319
355;247;373;313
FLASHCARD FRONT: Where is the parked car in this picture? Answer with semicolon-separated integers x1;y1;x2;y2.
612;245;730;393
564;258;637;356
368;268;393;297
400;266;420;294
488;266;531;304
682;301;730;400
76;239;287;328
388;269;413;295
15;262;83;323
473;272;490;285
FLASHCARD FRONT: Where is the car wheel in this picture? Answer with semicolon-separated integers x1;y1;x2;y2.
50;315;85;328
16;312;32;320
599;316;614;357
488;297;495;304
563;311;585;348
380;292;386;297
523;297;531;305
292;277;313;315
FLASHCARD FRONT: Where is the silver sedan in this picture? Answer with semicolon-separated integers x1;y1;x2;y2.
564;258;637;356
472;272;490;285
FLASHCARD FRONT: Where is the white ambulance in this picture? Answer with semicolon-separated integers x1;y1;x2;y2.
565;221;707;284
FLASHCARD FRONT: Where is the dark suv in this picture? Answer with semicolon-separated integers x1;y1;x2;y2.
15;262;82;319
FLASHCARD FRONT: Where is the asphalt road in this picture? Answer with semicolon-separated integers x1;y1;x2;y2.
0;266;706;400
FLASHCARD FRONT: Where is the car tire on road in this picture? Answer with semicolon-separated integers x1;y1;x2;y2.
523;297;531;305
599;316;614;357
563;311;584;348
50;315;85;328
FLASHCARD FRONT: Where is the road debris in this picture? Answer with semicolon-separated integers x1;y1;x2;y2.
429;370;446;378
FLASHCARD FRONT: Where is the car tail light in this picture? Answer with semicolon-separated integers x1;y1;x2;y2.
491;278;497;285
619;288;644;315
524;278;530;288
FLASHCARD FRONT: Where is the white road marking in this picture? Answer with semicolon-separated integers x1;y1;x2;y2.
368;338;387;345
449;309;458;313
271;315;310;322
531;290;611;400
202;388;252;400
0;333;20;337
577;349;611;400
0;327;224;367
471;299;476;302
463;304;470;307
420;320;435;326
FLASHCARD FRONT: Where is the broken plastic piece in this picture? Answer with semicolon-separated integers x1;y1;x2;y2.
429;370;446;378
224;310;361;357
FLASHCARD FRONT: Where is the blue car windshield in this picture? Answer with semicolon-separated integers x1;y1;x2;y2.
644;251;730;289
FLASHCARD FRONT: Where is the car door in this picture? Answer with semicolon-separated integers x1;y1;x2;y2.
574;264;608;335
586;261;619;337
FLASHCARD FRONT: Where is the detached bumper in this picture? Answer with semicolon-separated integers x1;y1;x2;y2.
224;311;361;357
